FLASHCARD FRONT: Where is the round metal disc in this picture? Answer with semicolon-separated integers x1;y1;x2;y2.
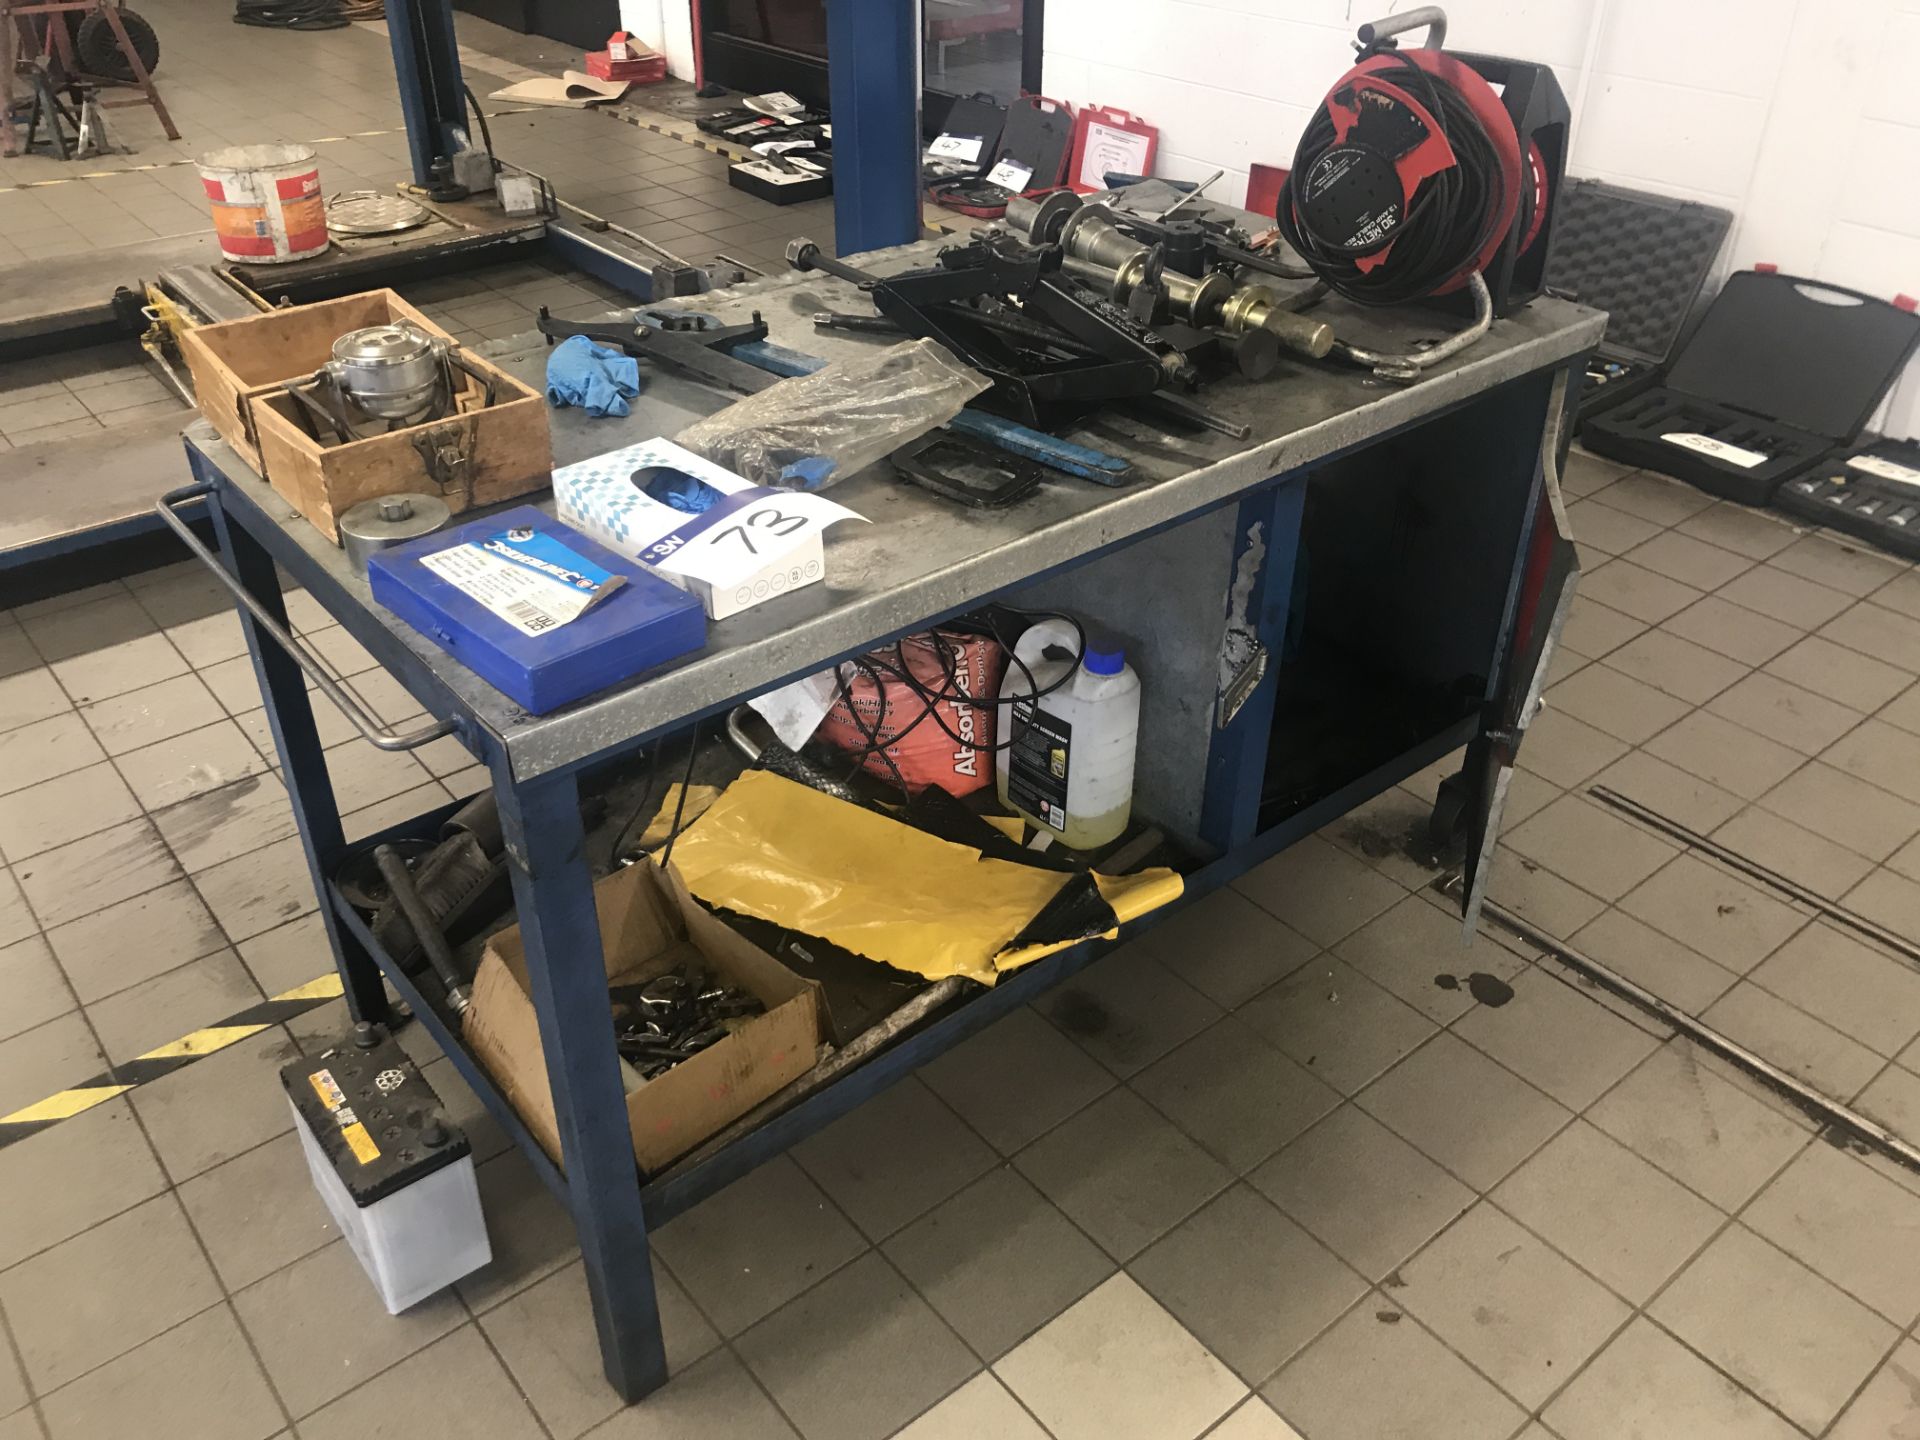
326;191;430;236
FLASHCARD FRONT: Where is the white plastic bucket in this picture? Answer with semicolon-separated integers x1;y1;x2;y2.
197;143;327;264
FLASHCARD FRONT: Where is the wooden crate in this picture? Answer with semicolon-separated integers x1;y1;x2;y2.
179;290;451;472
252;347;550;542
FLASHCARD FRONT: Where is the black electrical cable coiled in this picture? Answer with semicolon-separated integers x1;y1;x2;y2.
1278;48;1506;307
233;0;383;29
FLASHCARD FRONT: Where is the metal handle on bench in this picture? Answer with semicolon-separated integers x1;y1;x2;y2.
156;483;458;753
1357;6;1447;48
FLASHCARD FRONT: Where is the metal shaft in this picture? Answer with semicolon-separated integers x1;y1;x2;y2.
785;237;880;288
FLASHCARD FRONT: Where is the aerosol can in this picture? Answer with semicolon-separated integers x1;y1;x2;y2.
996;617;1141;850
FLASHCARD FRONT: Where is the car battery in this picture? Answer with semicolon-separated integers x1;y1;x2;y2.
1777;437;1920;561
282;1027;491;1315
1543;179;1732;420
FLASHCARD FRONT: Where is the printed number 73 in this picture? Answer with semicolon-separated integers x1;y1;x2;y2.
713;506;808;555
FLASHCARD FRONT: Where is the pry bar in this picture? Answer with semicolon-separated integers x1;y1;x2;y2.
534;307;781;396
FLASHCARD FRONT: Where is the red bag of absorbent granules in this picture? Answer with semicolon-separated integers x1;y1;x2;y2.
818;630;1006;795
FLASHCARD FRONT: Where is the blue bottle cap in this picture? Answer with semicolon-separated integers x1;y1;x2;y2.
1082;643;1125;676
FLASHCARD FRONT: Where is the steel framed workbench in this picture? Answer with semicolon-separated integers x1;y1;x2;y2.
168;250;1602;1401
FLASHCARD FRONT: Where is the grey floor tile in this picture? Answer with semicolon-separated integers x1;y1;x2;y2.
1646;710;1806;801
1484;848;1608;939
1013;1087;1232;1262
14;817;179;930
1712;803;1879;899
233;912;333;998
1567;907;1739;1014
1592;749;1747;835
131;1029;301;1183
892;1373;1047;1440
78;674;225;758
294;1325;543;1440
1250;1104;1473;1283
454;1150;579;1313
49;632;189;709
1135;887;1316;1009
1037;945;1220;1079
1356;1032;1571;1191
1822;601;1920;674
1750;922;1920;1057
737;1252;977;1440
1663;595;1804;667
1232;837;1406;948
481;1258;718;1440
0;935;68;1042
17;592;153;664
1719;563;1856;628
1505;793;1679;901
1603;627;1750;706
1558;597;1648;660
1622;530;1756;591
1452;966;1659;1109
1543;1316;1799;1440
1237;956;1437;1098
1708;670;1865;755
1743;1140;1920;1324
1565;498;1662;556
1827;1336;1920;1440
194;834;317;943
1701;981;1883;1098
995;1273;1244;1440
1761;760;1920;861
1592;473;1714;527
0;714;107;798
1876;571;1920;623
1767;635;1913;714
44;878;225;1004
232;1239;467;1418
153;773;297;875
1651;1224;1894;1434
175;1132;338;1291
0;669;68;736
0;867;32;950
583;1347;799;1439
882;1166;1113;1362
1514;707;1630;789
1399;1201;1629;1410
1334;891;1528;1025
0;1342;22;1420
0;1194;223;1394
651;1155;866;1337
1264;1301;1527;1440
114;720;265;812
1132;1016;1339;1173
1492;1120;1721;1304
0;1097;163;1272
1546;662;1692;745
1581;560;1702;625
35;1303;284;1440
0;1012;104;1117
1881;680;1920;737
1772;534;1906;598
1617;853;1807;973
1130;1184;1365;1385
1845;867;1920;938
793;1076;995;1241
0;764;140;865
1320;781;1479;888
87;949;260;1064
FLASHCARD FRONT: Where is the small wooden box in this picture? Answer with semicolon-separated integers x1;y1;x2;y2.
251;348;550;542
180;289;448;473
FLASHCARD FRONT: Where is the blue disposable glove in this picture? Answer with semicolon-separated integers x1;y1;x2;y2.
545;335;641;418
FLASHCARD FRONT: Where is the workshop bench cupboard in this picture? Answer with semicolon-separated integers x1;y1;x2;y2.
164;256;1600;1400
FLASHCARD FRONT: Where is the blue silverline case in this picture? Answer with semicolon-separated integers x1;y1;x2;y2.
368;506;706;715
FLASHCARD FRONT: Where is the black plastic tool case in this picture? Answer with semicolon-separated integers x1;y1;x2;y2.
1580;270;1920;504
1544;179;1731;418
1777;437;1920;559
926;94;1073;219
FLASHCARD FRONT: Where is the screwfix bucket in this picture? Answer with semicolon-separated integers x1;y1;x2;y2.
197;143;327;264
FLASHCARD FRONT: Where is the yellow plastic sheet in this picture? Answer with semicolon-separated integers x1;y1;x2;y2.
669;770;1183;985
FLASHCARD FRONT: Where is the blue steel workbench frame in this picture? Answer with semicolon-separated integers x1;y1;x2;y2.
166;274;1598;1401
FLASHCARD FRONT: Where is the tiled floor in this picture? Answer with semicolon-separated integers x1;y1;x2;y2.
6;455;1920;1438
0;343;188;450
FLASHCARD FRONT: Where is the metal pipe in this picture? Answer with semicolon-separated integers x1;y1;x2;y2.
1153;168;1225;222
374;843;471;1013
785;237;880;288
1357;6;1447;49
1450;876;1920;1177
1333;270;1493;379
1588;786;1920;972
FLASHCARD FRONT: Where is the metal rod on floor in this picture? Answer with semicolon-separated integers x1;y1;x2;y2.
1445;875;1920;1176
1587;785;1920;971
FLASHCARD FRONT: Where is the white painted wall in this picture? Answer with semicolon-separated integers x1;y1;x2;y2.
1043;0;1920;436
621;0;697;79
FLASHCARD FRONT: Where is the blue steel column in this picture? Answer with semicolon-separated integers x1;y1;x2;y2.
383;0;467;187
1197;476;1308;852
492;764;667;1402
825;0;923;254
199;458;389;1026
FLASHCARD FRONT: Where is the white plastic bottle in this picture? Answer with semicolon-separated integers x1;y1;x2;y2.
995;617;1142;850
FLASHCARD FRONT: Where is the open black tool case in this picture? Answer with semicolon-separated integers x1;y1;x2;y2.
1544;179;1731;419
1580;269;1920;505
1778;437;1920;560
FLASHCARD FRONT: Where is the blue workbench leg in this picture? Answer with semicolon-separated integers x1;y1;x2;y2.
200;467;389;1026
492;766;667;1402
825;0;922;253
1198;476;1308;852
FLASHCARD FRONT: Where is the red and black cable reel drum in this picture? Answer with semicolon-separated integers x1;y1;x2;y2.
1279;7;1567;316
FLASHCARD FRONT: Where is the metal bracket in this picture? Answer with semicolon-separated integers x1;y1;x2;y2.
412;417;477;500
154;482;458;754
1216;640;1268;729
